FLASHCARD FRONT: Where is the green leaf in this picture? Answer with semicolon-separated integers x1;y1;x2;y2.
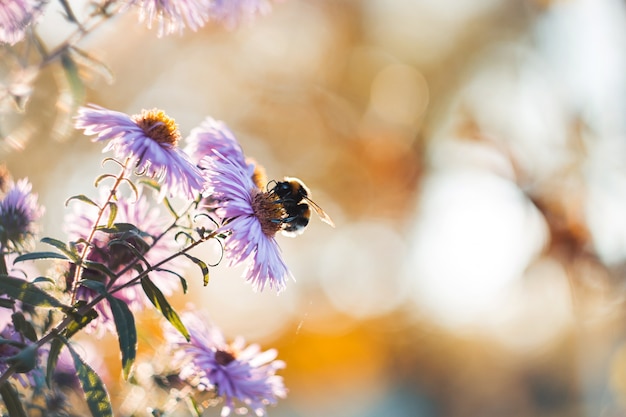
60;51;85;104
155;268;187;293
94;173;116;188
66;342;113;417
65;301;98;339
46;338;63;388
0;298;15;309
40;237;79;262
119;177;139;201
0;382;27;417
106;202;118;229
107;240;149;268
78;280;137;379
96;223;148;236
11;312;37;342
69;46;114;84
183;253;210;286
0;275;66;308
108;296;137;380
162;197;178;219
14;251;69;263
139;178;160;192
65;194;100;208
31;276;56;285
82;261;116;279
141;277;189;341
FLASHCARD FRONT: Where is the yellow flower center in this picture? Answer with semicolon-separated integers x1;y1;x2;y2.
132;109;181;146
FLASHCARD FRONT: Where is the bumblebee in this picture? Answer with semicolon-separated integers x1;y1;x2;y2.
269;177;335;237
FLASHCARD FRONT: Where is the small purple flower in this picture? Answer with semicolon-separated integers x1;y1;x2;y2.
75;105;205;199
65;192;186;335
185;117;250;170
0;0;46;45
204;152;292;292
165;310;287;417
0;178;44;251
127;0;277;35
208;0;274;29
185;116;267;190
128;0;212;37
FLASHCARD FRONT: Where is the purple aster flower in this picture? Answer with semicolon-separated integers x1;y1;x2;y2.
165;310;287;417
127;0;212;37
203;152;292;292
0;0;46;45
208;0;274;29
75;104;205;199
0;178;44;251
185;116;268;189
126;0;277;35
65;192;186;335
185;117;250;170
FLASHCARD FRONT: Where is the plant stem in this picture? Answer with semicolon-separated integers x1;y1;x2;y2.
69;160;129;305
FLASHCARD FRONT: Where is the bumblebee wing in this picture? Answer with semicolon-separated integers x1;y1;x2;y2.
307;199;335;228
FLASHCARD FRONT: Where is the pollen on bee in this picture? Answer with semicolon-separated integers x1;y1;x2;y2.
251;189;285;237
132;108;181;146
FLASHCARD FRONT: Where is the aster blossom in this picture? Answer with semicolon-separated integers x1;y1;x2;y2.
126;0;276;35
127;0;212;36
203;151;291;292
208;0;274;29
0;0;46;45
74;104;205;199
185;117;251;171
65;192;186;335
165;310;287;417
0;178;44;251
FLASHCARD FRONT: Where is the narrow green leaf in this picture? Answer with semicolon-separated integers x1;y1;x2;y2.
60;51;85;104
46;338;63;388
188;396;203;417
106;202;118;229
11;313;37;342
65;194;100;208
0;275;66;308
155;268;187;293
69;46;114;84
162;197;178;219
139;178;160;192
40;238;78;262
108;296;137;380
141;277;189;341
120;177;139;201
65;301;98;339
0;382;27;417
183;253;210;286
0;254;7;276
77;280;137;379
66;343;113;417
82;261;116;279
31;277;56;285
107;240;149;268
94;173;115;188
14;251;69;263
96;222;147;235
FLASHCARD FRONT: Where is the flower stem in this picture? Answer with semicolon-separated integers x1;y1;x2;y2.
69;160;129;305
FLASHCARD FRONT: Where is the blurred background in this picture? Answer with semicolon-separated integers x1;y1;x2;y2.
3;0;626;415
